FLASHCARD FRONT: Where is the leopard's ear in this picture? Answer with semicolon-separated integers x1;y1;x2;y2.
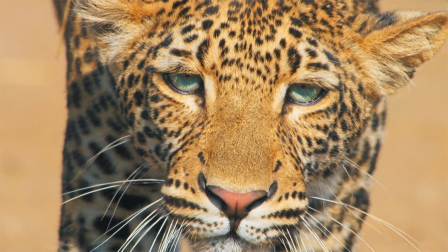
74;0;166;61
353;11;448;97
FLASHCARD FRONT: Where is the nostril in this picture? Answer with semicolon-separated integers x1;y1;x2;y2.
198;172;207;191
268;181;278;198
246;181;278;212
198;173;228;211
246;181;277;212
205;186;228;211
245;195;267;212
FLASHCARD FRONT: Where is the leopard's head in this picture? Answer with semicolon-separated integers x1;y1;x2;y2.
76;0;448;250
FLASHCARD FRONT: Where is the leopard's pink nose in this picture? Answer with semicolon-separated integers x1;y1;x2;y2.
198;173;276;230
206;186;268;216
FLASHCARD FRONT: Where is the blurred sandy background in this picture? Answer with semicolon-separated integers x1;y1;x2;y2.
0;0;447;251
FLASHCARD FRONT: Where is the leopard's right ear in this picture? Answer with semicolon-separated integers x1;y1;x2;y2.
351;11;448;98
74;0;167;61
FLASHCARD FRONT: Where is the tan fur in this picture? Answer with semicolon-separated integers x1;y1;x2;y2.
56;0;448;251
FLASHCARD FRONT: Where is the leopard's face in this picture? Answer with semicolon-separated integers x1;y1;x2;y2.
77;0;448;250
105;1;372;249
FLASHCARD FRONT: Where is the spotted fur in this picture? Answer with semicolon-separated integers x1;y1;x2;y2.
53;0;448;251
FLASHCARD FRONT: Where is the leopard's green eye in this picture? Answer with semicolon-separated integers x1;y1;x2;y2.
164;73;203;94
287;84;325;105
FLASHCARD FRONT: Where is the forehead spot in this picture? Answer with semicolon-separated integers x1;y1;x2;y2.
288;27;302;38
181;24;195;34
287;47;301;74
202;20;214;30
204;5;219;16
196;39;210;67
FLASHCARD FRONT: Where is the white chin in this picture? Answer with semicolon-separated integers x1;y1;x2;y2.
189;236;272;252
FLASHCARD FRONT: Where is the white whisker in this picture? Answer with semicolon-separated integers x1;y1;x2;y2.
159;220;173;252
169;220;187;252
280;228;294;252
61;179;164;196
121;213;168;252
103;163;148;219
308;206;374;252
305;213;348;251
295;230;305;252
93;198;161;249
127;208;160;242
344;158;392;200
279;237;289;252
323;183;392;242
93;202;157;244
70;135;131;184
84;135;131;169
310;196;421;251
62;185;119;205
103;163;149;231
300;226;314;252
286;228;298;252
341;165;352;181
301;217;327;252
134;214;168;252
92;207;158;251
276;228;289;252
159;219;178;252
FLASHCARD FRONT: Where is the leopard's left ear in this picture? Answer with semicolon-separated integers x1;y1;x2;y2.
354;11;448;97
74;0;167;62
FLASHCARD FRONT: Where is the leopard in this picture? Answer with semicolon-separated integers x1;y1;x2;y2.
52;0;448;251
